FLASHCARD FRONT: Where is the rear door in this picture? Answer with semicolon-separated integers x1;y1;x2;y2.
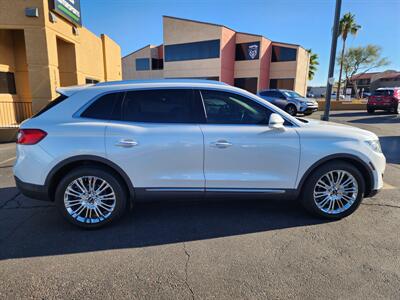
105;89;206;189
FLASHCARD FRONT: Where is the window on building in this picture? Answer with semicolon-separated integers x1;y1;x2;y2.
200;90;272;125
0;72;16;94
81;92;123;120
122;89;205;123
269;79;295;90
164;39;220;62
151;58;164;70
235;41;260;61
136;58;150;71
85;78;100;84
234;78;258;94
271;46;297;62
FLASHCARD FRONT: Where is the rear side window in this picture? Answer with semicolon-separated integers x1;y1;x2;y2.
81;92;122;120
373;89;394;96
33;95;68;118
122;89;205;123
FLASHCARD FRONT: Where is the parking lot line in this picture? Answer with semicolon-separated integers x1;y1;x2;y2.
0;156;16;165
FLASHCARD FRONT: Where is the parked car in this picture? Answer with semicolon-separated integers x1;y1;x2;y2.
367;87;400;114
322;92;345;100
14;80;386;228
257;89;318;116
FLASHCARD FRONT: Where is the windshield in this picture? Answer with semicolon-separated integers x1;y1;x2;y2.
373;89;394;96
283;91;302;98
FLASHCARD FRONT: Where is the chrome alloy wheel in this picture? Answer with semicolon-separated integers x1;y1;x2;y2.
313;170;358;214
64;176;116;224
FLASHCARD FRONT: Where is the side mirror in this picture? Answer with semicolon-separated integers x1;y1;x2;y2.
269;113;285;130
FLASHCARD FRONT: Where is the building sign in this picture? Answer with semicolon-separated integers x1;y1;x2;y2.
51;0;81;26
235;41;260;61
248;44;259;59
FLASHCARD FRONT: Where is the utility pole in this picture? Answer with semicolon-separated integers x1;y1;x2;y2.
322;0;342;121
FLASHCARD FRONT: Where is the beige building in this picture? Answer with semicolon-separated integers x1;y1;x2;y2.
123;16;309;95
0;0;122;127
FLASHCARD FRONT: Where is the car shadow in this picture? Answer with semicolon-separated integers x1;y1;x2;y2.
329;111;400;124
380;136;400;164
0;187;327;260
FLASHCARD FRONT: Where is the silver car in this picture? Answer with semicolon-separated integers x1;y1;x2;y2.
258;89;318;116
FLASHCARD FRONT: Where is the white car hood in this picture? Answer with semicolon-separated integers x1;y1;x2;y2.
300;118;378;141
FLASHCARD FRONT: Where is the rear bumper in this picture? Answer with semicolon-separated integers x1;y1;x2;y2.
367;103;396;110
14;176;50;201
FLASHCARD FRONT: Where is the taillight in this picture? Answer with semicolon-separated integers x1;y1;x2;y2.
17;129;47;145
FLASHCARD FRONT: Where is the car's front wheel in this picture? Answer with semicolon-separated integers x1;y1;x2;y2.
285;104;297;116
55;166;128;229
300;161;365;220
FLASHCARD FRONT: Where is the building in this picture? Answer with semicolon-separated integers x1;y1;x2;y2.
0;0;122;127
346;70;400;96
123;16;309;95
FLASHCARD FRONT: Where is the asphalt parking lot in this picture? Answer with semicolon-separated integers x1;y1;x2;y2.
0;110;399;299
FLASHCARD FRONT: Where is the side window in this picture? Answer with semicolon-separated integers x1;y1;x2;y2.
81;92;122;120
260;91;271;97
201;90;272;125
122;89;205;123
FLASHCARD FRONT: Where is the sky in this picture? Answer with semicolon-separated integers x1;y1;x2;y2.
81;0;400;86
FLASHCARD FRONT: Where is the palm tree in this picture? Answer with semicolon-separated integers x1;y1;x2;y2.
336;12;361;100
307;49;319;81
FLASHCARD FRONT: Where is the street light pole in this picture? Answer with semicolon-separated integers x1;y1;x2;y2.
321;0;342;121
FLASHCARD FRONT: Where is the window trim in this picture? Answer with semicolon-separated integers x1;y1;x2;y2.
76;87;297;127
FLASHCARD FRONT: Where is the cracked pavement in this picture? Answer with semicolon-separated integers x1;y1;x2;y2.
0;110;399;299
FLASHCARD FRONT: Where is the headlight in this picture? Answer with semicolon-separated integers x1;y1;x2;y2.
365;140;382;153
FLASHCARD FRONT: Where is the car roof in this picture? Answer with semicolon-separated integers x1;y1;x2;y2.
56;79;229;97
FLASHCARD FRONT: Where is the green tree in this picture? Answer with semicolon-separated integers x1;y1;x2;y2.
307;49;319;81
339;45;389;98
336;12;361;100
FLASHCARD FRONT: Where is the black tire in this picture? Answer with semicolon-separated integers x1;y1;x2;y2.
300;161;365;220
392;104;400;115
55;166;128;229
285;104;297;116
367;108;374;114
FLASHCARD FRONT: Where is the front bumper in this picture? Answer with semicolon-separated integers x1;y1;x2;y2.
299;105;318;114
14;176;50;201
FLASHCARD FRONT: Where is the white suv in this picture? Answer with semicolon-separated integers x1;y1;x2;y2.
14;80;386;228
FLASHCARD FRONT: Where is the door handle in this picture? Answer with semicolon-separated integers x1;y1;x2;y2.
211;140;232;149
115;139;138;148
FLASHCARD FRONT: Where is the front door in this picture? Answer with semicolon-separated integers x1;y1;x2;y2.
199;90;300;190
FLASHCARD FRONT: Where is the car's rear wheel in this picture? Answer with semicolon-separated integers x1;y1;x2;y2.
55;167;127;229
300;161;365;220
285;104;297;116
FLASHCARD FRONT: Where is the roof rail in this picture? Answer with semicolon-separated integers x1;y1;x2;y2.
95;79;228;87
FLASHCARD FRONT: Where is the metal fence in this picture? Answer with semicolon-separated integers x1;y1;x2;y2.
0;102;32;128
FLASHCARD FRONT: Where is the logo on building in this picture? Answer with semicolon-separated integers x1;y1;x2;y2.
248;44;259;60
51;0;82;26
